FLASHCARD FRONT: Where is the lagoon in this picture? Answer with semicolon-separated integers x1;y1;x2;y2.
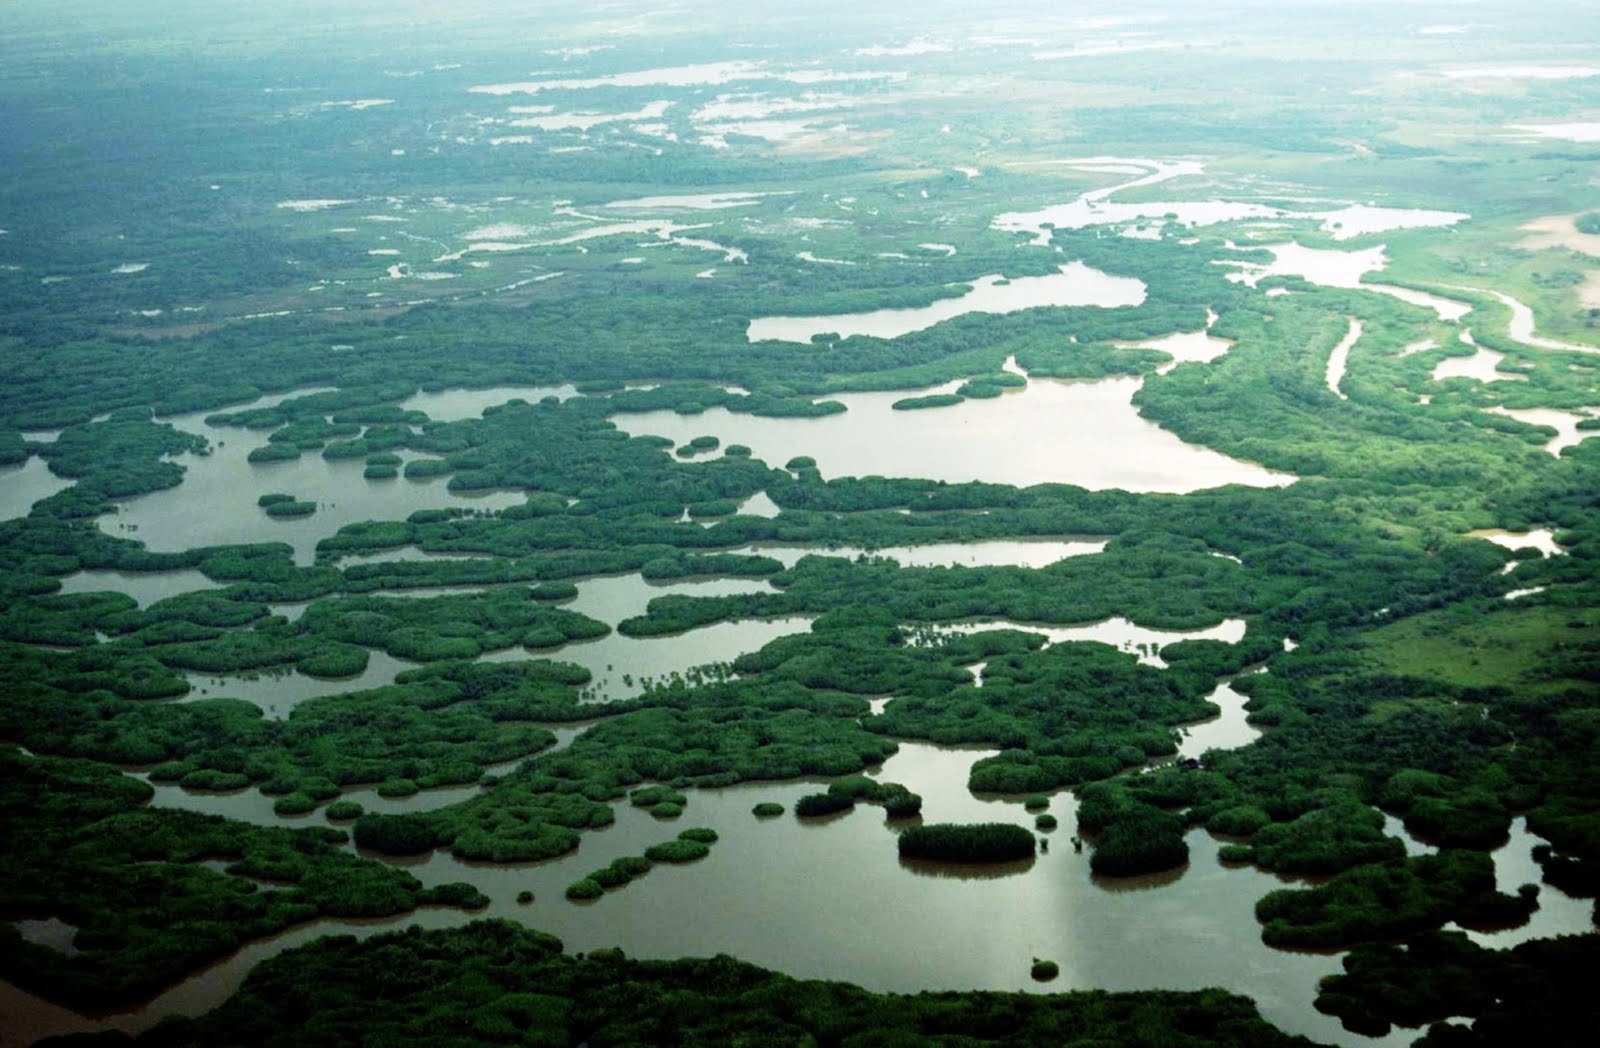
612;374;1294;493
746;262;1146;343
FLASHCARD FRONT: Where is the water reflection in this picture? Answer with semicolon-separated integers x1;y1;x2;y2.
611;375;1294;493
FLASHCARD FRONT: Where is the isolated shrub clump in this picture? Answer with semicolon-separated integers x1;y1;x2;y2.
898;823;1036;863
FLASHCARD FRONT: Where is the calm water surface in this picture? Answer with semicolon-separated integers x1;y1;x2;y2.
611;376;1294;493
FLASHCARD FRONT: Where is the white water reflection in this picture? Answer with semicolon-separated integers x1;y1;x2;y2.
1325;318;1362;399
481;615;817;702
924;616;1248;668
728;538;1108;569
746;262;1146;344
1432;344;1524;384
733;491;780;517
180;651;423;718
1466;528;1564;558
1175;678;1262;760
612;375;1294;493
1485;405;1600;456
1451;817;1596;947
1223;242;1386;290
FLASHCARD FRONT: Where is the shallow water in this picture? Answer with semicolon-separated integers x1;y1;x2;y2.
561;573;778;626
923;616;1248;669
1490;290;1597;354
1431;346;1523;384
1485;405;1600;455
16;740;1453;1048
727;538;1108;569
746;262;1146;343
0;457;73;521
56;568;223;607
1175;678;1262;760
395;384;579;421
179;651;423;718
1224;242;1387;290
611;375;1294;493
105;405;526;565
1465;528;1563;558
1324;318;1362;399
483;615;818;702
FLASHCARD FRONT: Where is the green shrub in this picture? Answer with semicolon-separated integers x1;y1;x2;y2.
565;878;604;901
678;828;718;844
898;823;1036;862
796;792;854;817
644;839;710;863
752;802;785;818
273;792;317;816
630;785;686;808
325;800;364;821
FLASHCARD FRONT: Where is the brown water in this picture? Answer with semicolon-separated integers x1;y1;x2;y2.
8;740;1458;1048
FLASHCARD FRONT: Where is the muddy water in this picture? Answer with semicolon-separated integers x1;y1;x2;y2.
11;741;1450;1048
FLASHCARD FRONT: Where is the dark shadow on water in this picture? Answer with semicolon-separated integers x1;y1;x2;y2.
1090;862;1189;893
898;855;1036;880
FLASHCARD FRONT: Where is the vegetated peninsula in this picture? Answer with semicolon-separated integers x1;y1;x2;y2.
2;1;1599;1047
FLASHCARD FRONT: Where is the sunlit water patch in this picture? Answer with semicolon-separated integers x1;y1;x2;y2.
477;615;817;702
611;376;1294;493
726;538;1108;569
1485;405;1600;455
180;651;423;718
1174;677;1262;760
747;263;1144;343
924;616;1248;668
